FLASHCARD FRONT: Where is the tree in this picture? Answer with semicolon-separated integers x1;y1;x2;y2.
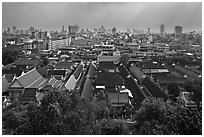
119;54;131;68
2;48;25;65
2;48;15;65
190;88;202;110
132;97;202;135
167;83;180;98
184;82;202;110
92;119;130;135
40;54;49;66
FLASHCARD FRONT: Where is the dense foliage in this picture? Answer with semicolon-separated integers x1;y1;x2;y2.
2;48;25;66
133;97;202;135
167;83;180;97
2;90;202;135
184;81;202;110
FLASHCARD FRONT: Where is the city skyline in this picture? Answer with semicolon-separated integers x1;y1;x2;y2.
2;2;202;33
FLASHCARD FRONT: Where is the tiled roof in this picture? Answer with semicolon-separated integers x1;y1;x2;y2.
47;69;66;77
95;72;123;86
55;61;73;69
142;76;167;100
174;65;198;78
98;62;116;70
72;63;83;79
124;77;146;105
64;75;77;90
13;59;42;66
118;64;130;79
108;92;129;105
19;88;37;102
54;75;63;80
191;68;202;75
138;61;163;69
130;64;146;81
27;77;47;89
81;77;93;99
151;73;168;79
48;77;62;89
12;68;43;88
157;77;186;84
87;63;96;79
97;56;120;62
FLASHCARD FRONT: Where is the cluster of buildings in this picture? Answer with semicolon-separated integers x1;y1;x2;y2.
2;25;202;116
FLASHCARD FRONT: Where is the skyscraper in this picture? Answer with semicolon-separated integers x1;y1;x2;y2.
112;27;117;35
99;26;105;33
148;27;150;34
13;26;16;34
68;25;79;34
62;26;65;33
7;27;11;34
175;26;183;34
160;24;164;34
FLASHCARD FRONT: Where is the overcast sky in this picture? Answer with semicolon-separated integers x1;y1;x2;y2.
2;2;202;32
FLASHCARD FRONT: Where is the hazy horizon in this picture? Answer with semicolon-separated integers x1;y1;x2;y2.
2;2;202;33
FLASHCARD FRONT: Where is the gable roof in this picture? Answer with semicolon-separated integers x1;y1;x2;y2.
27;77;47;89
125;77;146;105
177;92;197;107
130;64;146;81
118;63;130;79
48;77;62;89
81;77;93;99
11;68;43;88
72;63;83;79
64;75;77;91
87;63;96;79
142;76;167;100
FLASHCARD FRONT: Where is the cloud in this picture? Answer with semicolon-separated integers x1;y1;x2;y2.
2;2;202;32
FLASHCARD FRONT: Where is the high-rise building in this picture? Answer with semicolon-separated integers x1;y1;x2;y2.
175;26;182;34
13;26;16;34
148;27;150;34
68;25;79;34
127;29;131;33
160;24;165;34
62;26;65;33
112;27;117;35
94;28;98;33
7;27;11;34
20;30;24;34
29;27;35;35
99;26;105;33
31;31;36;39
